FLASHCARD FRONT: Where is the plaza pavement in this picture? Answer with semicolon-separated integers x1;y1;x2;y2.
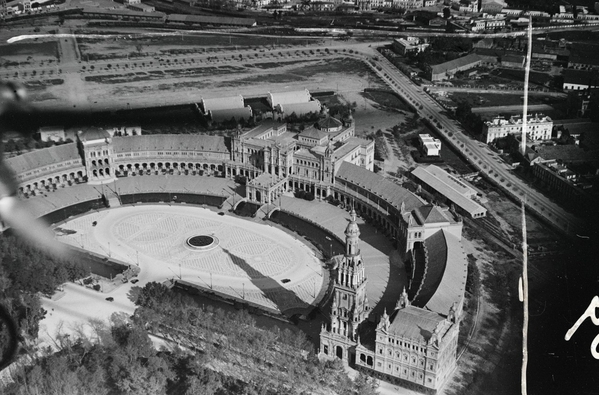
57;204;325;315
37;189;405;343
34;188;407;390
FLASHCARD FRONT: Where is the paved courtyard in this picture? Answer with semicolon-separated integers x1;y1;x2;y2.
58;205;325;314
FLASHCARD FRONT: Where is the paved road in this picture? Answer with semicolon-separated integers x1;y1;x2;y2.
366;53;585;236
3;31;585;235
427;86;567;98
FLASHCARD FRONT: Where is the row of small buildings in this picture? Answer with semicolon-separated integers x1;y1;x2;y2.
198;89;322;123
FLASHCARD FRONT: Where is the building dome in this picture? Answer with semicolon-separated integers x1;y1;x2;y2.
345;209;360;238
317;116;343;133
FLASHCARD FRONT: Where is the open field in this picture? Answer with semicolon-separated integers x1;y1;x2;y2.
40;55;386;110
361;89;413;112
0;41;59;65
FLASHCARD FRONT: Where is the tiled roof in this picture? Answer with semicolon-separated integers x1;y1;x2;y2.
411;165;487;217
430;54;482;75
563;69;599;86
569;43;599;65
6;143;81;175
295;148;318;160
202;95;245;111
79;127;110;142
300;126;328;140
502;54;524;64
112;135;227;154
413;205;452;224
333;137;371;160
534;145;597;163
242;120;285;139
387;305;446;341
414;230;467;315
335;162;423;212
317;116;343;130
553;119;598;137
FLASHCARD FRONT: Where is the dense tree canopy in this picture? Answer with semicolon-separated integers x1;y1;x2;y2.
0;234;87;355
4;283;380;394
454;100;484;135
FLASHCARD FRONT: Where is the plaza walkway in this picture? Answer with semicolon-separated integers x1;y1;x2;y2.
278;196;405;319
57;205;325;316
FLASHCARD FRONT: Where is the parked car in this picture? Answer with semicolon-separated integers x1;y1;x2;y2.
105;297;114;302
131;279;139;284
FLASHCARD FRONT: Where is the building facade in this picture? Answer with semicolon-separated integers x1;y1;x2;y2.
418;134;442;157
532;158;588;199
355;295;459;392
482;114;553;143
319;211;461;393
392;37;430;56
427;54;482;81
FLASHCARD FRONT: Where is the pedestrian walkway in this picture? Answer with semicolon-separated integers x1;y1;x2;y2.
279;196;406;318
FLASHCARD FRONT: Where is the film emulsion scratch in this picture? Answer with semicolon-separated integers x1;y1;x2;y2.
1;3;598;394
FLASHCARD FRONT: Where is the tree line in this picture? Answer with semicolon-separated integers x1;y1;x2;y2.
0;234;87;363
3;137;74;155
3;281;379;394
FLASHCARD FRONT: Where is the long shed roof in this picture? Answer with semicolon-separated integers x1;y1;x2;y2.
430;54;482;75
412;165;487;217
6;143;80;175
112;135;227;154
335;162;423;212
202;95;245;112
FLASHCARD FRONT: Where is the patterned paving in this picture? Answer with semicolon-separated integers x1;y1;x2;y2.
57;205;324;313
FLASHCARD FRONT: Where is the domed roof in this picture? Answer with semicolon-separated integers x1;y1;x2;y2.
78;127;110;142
317;116;343;131
345;209;360;237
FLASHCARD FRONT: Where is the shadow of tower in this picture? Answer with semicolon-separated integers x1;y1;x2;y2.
220;247;309;317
